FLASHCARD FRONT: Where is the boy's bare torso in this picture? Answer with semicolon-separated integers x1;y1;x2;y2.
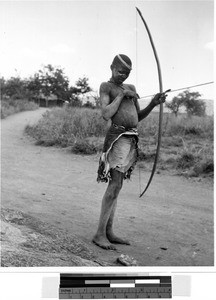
103;81;139;129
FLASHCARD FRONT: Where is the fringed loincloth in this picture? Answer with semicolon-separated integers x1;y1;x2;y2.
97;124;139;183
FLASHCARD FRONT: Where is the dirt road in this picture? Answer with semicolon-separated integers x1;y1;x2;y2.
1;108;214;266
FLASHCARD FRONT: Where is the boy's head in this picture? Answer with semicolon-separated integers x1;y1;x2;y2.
111;54;132;71
110;54;132;84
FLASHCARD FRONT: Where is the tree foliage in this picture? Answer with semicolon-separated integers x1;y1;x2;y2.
28;64;70;101
75;77;92;94
1;65;93;107
69;77;92;107
183;91;206;117
165;95;185;117
1;76;30;100
166;90;206;117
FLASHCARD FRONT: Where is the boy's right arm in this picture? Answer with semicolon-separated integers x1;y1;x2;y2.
100;82;124;121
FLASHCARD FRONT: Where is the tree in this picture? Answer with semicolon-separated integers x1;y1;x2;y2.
183;91;206;117
0;77;6;100
27;73;41;99
166;90;206;117
165;95;185;116
75;77;92;94
1;65;93;107
69;76;92;107
1;76;30;100
29;64;71;101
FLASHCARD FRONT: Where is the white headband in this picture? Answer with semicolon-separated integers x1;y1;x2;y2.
117;54;132;70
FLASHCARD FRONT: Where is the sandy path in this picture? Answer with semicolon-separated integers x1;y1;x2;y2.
1;108;214;266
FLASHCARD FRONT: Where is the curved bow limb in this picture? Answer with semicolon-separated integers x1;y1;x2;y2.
136;7;163;197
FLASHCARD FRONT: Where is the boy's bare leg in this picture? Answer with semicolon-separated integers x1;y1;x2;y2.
93;169;123;250
106;199;130;245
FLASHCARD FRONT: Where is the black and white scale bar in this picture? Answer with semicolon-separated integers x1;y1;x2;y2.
59;274;172;298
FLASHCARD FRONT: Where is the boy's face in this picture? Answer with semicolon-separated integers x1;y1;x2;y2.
111;64;130;85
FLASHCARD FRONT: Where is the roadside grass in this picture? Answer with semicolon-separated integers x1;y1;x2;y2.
137;113;213;140
1;99;39;119
25;107;107;148
25;107;214;178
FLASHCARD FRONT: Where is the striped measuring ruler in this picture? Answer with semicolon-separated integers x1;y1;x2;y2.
59;274;172;298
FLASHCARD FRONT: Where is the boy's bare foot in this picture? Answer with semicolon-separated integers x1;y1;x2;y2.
92;235;117;250
107;232;130;245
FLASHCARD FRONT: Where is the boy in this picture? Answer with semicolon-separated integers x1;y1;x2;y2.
93;54;167;250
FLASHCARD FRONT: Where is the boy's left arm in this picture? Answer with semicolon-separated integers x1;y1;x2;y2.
135;92;167;122
127;84;167;122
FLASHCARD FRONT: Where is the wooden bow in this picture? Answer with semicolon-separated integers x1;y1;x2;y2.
136;7;164;197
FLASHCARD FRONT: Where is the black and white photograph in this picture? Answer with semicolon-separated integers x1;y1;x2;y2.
0;0;214;271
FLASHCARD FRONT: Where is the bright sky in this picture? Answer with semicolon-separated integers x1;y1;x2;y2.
0;0;214;104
